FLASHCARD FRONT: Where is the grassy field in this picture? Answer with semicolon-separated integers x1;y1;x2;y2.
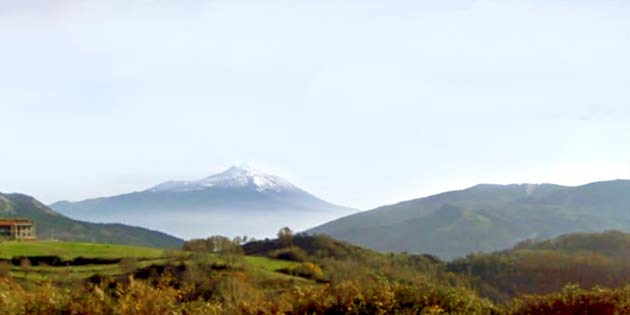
0;240;301;282
244;255;296;271
7;258;170;281
0;240;166;260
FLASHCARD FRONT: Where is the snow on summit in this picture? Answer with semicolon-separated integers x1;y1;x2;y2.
148;166;299;193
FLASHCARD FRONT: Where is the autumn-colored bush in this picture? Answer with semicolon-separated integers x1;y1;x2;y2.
281;262;324;280
0;262;10;277
8;270;630;315
506;284;630;315
0;268;500;315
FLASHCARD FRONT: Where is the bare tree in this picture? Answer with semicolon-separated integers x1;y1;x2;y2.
277;227;294;247
224;237;244;270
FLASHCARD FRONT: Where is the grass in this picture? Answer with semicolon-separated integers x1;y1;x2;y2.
0;240;165;260
0;240;304;282
0;241;169;281
243;255;297;271
8;258;171;281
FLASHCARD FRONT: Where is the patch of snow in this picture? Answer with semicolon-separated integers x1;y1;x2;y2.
147;166;299;193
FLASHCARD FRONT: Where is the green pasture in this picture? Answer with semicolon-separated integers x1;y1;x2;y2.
0;240;165;260
0;240;301;282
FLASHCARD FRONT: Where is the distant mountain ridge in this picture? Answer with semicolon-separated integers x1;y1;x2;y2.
52;166;355;239
308;180;630;260
0;192;182;248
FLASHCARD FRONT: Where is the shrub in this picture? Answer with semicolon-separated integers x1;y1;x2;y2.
0;261;10;278
269;247;307;262
281;262;324;280
507;284;630;315
119;257;138;274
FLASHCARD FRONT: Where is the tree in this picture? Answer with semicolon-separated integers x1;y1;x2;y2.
224;236;245;269
181;235;246;269
182;236;233;253
277;227;294;247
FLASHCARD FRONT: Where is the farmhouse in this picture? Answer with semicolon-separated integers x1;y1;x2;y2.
0;218;36;240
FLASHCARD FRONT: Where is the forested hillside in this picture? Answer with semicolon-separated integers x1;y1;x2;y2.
310;180;630;259
450;230;630;301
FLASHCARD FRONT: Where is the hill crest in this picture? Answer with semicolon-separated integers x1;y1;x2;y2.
308;179;630;260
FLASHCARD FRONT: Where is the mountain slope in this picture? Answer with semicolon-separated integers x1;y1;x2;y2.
0;192;182;248
449;230;630;301
308;180;630;260
51;166;355;239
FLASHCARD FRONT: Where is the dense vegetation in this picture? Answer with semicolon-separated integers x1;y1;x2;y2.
450;230;630;302
0;234;498;315
310;180;630;259
3;230;630;314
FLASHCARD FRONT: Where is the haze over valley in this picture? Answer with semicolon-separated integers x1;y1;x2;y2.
51;166;355;239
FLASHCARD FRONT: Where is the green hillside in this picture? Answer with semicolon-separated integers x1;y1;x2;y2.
449;230;630;301
4;234;630;314
0;240;301;282
513;229;630;258
0;192;182;248
309;180;630;259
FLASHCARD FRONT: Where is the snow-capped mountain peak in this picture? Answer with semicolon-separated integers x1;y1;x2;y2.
148;166;299;193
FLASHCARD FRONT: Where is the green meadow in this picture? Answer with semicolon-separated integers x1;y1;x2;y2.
0;241;165;260
0;240;299;282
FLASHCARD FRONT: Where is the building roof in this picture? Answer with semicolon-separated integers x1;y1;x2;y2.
0;218;34;225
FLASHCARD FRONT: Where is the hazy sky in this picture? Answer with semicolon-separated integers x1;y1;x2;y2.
1;0;630;210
